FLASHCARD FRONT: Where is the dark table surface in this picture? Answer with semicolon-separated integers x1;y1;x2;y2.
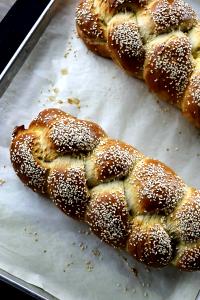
0;279;35;299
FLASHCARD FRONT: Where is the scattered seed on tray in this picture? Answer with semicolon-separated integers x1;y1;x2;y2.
92;248;101;257
0;179;6;186
53;88;59;94
61;68;68;75
68;97;81;109
85;261;94;272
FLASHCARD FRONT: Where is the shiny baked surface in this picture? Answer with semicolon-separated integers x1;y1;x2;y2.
10;108;200;271
76;0;200;128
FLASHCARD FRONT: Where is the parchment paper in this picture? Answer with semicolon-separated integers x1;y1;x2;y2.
0;0;199;299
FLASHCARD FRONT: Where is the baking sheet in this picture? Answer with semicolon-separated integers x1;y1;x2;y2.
0;0;200;299
0;0;16;21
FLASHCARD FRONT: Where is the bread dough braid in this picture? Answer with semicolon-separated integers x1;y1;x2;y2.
10;109;200;271
76;0;200;128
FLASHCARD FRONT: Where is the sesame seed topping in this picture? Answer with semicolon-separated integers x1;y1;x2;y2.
76;0;104;39
187;73;200;107
76;0;200;126
111;22;144;59
175;190;200;242
10;109;200;271
147;36;193;100
128;222;172;266
176;245;200;270
130;159;185;214
95;142;141;181
50;118;101;154
48;168;89;219
109;0;146;9
151;0;197;33
86;191;129;247
11;134;47;193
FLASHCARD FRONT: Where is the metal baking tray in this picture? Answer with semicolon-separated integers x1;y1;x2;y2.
0;1;200;299
0;268;58;299
0;0;58;98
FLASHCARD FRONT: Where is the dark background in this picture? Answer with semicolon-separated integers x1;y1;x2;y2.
0;280;34;299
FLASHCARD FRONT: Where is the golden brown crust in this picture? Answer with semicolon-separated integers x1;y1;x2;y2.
48;167;90;220
125;158;185;214
108;20;145;77
182;72;200;128
76;0;200;127
173;243;200;271
10;131;49;194
29;108;69;129
144;35;193;105
10;109;200;271
107;0;147;13
149;0;197;34
76;0;105;41
77;25;111;57
127;218;173;267
86;139;144;186
172;189;200;243
48;117;106;155
86;189;130;248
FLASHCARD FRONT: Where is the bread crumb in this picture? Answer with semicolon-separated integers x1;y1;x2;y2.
48;96;56;102
61;68;68;75
145;266;150;272
79;242;87;251
0;179;6;186
57;100;64;104
53;88;59;95
92;248;101;257
130;267;138;277
116;283;121;287
85;261;94;272
68;97;80;109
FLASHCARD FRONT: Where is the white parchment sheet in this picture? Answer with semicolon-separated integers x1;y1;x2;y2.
0;0;200;299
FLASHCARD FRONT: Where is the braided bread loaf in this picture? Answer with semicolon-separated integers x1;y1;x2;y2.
10;108;200;271
76;0;200;128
